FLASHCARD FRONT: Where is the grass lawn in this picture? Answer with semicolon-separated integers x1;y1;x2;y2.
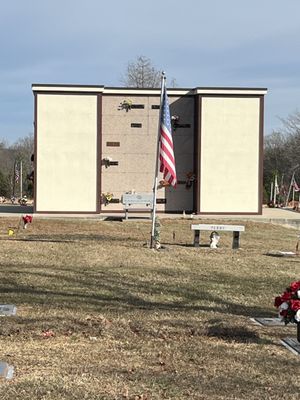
0;216;299;399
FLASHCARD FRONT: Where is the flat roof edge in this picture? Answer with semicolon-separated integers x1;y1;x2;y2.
31;84;268;96
195;87;267;95
32;83;105;93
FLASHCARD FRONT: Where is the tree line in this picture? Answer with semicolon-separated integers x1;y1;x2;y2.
264;110;300;203
0;134;34;199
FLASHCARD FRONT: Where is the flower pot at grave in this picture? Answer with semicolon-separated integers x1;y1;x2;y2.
297;322;300;343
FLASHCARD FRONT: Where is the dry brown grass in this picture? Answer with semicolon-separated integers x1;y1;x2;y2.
0;216;299;399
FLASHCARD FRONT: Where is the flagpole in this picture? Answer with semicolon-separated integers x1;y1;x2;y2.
150;72;166;248
20;160;23;199
273;174;277;206
13;161;16;198
270;182;273;203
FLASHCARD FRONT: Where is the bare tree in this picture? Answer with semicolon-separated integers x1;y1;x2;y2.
121;56;161;88
278;110;300;136
264;110;300;201
0;134;34;198
264;131;289;175
0;148;15;197
10;133;34;197
121;55;178;88
11;134;34;160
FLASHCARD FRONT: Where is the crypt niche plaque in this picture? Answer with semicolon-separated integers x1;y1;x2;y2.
131;123;142;128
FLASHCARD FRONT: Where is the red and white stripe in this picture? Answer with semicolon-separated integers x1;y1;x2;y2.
159;122;177;187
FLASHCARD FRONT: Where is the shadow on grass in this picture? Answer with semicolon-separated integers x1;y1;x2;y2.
0;233;142;244
0;238;75;243
205;324;261;343
163;242;211;248
0;262;278;320
103;216;124;222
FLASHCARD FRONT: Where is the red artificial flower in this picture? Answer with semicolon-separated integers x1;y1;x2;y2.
279;310;288;317
275;281;300;324
23;215;33;224
290;300;300;311
290;281;300;292
281;291;292;302
274;296;283;307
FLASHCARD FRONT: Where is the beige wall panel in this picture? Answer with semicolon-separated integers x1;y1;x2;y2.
102;116;158;135
148;117;162;132
102;135;155;153
102;115;133;135
102;172;154;193
101;94;194;213
102;95;192;114
102;149;156;166
36;94;98;212
102;96;152;116
101;154;193;191
123;154;156;173
200;97;260;213
101;96;124;115
148;97;162;108
103;116;150;136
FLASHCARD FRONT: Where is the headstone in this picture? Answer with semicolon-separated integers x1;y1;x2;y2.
266;251;297;257
281;338;300;356
0;362;14;379
0;305;17;316
250;317;285;326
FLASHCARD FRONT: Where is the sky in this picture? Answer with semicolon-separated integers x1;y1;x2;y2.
1;0;300;144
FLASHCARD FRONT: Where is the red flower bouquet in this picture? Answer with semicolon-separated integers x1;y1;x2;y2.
274;280;300;324
22;215;33;229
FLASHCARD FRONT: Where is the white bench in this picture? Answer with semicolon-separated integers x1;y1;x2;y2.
121;193;153;220
191;224;245;249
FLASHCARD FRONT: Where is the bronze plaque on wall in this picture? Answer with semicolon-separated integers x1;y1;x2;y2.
106;142;120;147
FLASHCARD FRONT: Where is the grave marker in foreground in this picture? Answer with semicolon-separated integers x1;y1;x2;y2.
250;317;285;326
0;305;17;316
0;362;14;380
281;338;300;356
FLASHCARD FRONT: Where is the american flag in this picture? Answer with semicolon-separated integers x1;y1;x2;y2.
159;85;177;187
293;176;300;192
15;163;19;183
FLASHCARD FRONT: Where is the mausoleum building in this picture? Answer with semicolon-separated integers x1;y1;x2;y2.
32;84;267;215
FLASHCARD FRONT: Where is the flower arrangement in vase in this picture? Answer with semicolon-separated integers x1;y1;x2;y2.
22;215;33;229
274;280;300;342
119;99;132;112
